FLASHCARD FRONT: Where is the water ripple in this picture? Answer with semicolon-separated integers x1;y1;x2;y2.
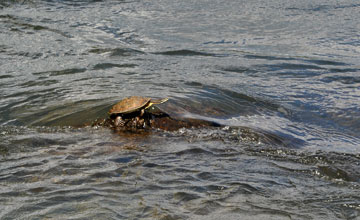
1;0;360;219
154;49;219;57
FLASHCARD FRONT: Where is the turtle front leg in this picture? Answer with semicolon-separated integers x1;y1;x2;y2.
114;116;125;127
139;108;145;117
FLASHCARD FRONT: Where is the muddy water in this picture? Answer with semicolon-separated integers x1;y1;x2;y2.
1;0;360;219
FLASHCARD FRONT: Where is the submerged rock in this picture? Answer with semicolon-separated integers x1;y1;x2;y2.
93;104;222;132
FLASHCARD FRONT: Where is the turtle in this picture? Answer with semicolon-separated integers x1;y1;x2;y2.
109;96;168;127
109;96;168;115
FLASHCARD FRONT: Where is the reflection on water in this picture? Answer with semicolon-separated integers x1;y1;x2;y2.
1;0;360;219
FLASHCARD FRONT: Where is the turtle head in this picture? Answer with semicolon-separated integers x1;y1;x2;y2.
145;98;169;109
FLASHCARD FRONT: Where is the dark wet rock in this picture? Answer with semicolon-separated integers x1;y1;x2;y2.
93;106;222;132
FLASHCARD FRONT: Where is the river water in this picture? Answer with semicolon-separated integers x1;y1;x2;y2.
1;0;360;219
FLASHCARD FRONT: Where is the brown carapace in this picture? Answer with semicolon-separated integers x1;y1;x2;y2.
108;96;168;115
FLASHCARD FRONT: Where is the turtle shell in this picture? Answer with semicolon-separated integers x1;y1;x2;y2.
109;96;151;115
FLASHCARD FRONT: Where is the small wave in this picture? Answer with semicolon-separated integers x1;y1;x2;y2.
92;63;137;70
19;79;59;88
0;75;13;79
245;54;351;69
0;0;33;8
33;68;86;76
88;47;145;57
321;75;360;84
175;147;213;156
153;49;219;57
0;14;71;38
244;54;296;61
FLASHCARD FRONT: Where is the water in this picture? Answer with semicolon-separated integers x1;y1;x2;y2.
1;0;360;219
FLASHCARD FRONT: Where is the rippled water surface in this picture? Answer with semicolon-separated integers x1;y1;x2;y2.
1;0;360;219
